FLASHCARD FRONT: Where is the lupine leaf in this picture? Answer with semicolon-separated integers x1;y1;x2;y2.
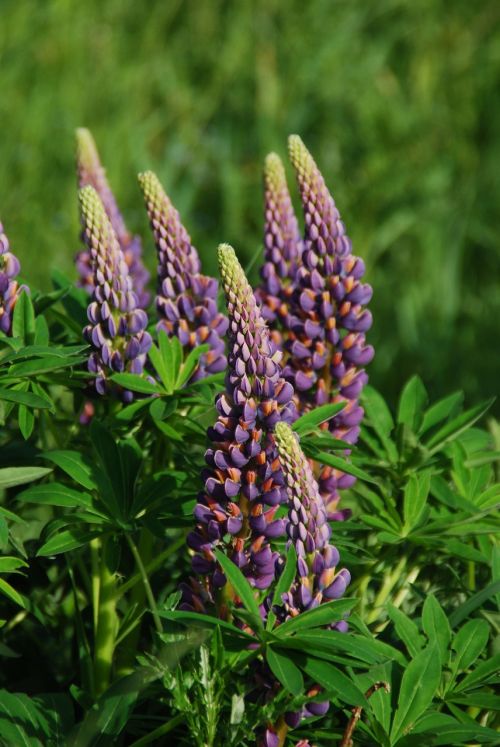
176;344;210;390
390;643;441;742
454;653;500;692
387;604;425;658
158;609;255;640
420;391;464;434
421;594;451;663
448;581;500;627
110;373;161;395
293;403;346;435
0;387;53;409
12;291;36;346
0;466;52;491
274;599;356;636
267;545;297;630
17;483;92;509
301;657;367;705
424;398;495;454
41;451;97;490
214;550;263;629
266;647;304;695
397;375;427;431
37;528;108;556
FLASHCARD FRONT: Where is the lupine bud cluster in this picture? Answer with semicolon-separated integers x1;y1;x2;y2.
260;136;374;518
139;171;227;381
259;422;351;744
256;153;302;343
79;186;152;402
0;222;28;336
273;421;351;621
181;244;296;614
75;128;150;307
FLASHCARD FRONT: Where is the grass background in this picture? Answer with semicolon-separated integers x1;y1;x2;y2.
0;0;499;409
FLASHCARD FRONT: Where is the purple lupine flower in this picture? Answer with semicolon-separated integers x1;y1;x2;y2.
138;171;227;381
260;422;351;733
273;421;351;620
75;128;150;307
79;185;152;403
284;135;374;518
256;153;302;342
181;244;296;616
0;221;29;335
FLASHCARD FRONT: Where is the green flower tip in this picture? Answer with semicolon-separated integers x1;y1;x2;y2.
274;420;297;455
76;128;99;166
287;133;312;173
138;170;171;212
264;152;286;190
79;185;108;230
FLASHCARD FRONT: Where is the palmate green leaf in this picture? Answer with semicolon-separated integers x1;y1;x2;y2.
8;355;87;377
41;451;97;491
158;609;256;641
266;647;304;695
403;472;431;532
304;448;378;484
387;604;425;658
274;598;356;637
17;483;92;509
424;398;495;455
420;391;464;435
0;556;28;572
285;629;406;666
421;594;451;664
453;652;500;693
425;724;500;745
397;375;428;432
361;386;398;462
214;550;263;629
266;545;297;630
0;466;52;490
18;404;34;440
0;386;53;409
110;373;161;395
175;344;210;390
448;581;500;627
0;578;26;608
301;657;368;706
12;290;36;346
446;692;500;710
292;402;346;436
390;643;441;743
37;527;108;556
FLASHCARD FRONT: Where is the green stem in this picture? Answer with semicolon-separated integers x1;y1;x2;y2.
93;538;117;696
90;538;100;635
374;565;421;634
114;533;186;601
126;533;163;635
129;714;184;747
366;555;407;625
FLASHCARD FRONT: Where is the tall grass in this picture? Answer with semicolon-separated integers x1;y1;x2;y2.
0;0;499;406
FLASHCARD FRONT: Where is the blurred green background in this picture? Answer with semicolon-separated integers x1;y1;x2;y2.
0;0;499;408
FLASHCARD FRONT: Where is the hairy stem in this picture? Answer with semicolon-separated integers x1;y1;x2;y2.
93;538;117;696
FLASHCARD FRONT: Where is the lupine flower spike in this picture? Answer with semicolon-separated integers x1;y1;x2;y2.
285;135;374;518
79;186;152;403
181;244;296;615
0;221;29;335
139;170;228;381
256;153;302;344
75;128;150;306
274;421;351;622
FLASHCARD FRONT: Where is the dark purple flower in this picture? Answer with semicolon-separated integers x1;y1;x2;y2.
75;128;150;307
0;221;29;335
182;244;296;616
79;186;152;402
139;171;228;381
256;153;302;342
282;135;374;518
